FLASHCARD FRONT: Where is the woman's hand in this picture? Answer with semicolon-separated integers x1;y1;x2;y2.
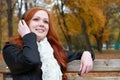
18;20;31;37
79;51;93;76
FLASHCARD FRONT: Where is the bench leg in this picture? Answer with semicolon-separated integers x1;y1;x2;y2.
0;73;3;80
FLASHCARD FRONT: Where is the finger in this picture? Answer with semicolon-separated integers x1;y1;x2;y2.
86;65;93;73
18;20;23;27
81;65;87;76
21;20;27;26
86;60;93;73
78;70;82;76
78;62;83;76
79;62;83;71
85;66;90;73
78;62;82;76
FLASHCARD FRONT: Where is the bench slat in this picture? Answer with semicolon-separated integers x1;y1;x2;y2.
67;59;120;72
3;76;120;80
0;61;10;73
68;76;120;80
1;59;120;73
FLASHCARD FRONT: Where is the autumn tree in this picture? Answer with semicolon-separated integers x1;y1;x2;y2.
52;0;73;50
62;0;95;51
17;0;23;19
0;1;2;51
105;1;120;42
6;0;17;37
90;0;120;49
0;0;9;52
63;0;108;52
0;1;6;51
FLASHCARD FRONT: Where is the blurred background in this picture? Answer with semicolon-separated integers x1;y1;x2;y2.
1;0;120;56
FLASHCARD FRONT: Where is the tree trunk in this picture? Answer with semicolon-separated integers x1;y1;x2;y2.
56;1;72;51
80;18;93;52
106;41;109;50
96;38;102;52
25;2;28;11
6;0;13;37
0;9;2;52
18;0;23;20
56;12;72;50
93;34;103;52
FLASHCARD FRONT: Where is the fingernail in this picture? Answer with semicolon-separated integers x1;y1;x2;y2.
78;70;82;76
21;20;23;24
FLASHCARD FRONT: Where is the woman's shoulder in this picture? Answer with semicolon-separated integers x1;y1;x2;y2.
3;41;22;53
4;42;20;47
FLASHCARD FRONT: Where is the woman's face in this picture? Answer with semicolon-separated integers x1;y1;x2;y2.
29;10;49;41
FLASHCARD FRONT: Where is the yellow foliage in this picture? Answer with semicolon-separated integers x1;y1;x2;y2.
65;14;82;36
53;0;119;45
86;7;106;35
102;29;110;42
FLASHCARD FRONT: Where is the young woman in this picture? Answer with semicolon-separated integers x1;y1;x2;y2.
3;7;94;80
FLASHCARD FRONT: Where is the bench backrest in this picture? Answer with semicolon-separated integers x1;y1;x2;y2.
0;59;120;80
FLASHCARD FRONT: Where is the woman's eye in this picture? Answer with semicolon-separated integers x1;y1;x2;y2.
33;18;39;21
44;21;49;24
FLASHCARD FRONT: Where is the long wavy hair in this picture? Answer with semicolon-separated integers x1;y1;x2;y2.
9;7;67;80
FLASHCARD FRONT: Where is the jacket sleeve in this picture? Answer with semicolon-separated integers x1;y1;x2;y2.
66;50;95;63
2;32;42;74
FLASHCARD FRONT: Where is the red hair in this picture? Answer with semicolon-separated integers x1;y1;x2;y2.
9;7;67;80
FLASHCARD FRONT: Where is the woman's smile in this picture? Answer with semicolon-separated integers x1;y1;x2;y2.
35;28;44;33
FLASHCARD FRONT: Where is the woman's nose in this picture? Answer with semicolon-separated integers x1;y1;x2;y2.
39;24;44;27
39;21;44;27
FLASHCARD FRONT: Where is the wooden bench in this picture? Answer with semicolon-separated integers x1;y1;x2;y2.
0;59;120;80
